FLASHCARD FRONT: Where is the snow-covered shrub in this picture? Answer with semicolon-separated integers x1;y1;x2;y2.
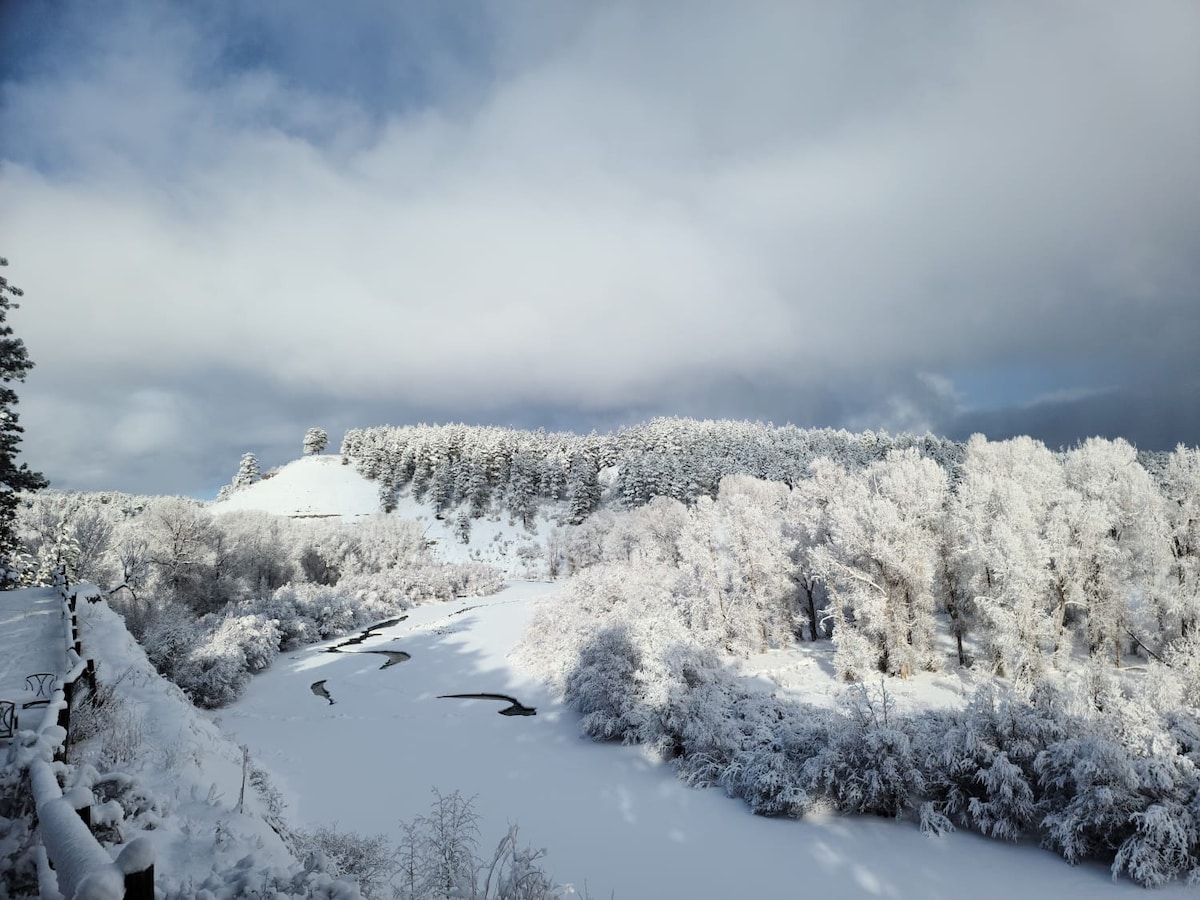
142;610;202;680
712;691;828;817
178;642;253;709
915;685;1064;841
294;826;396;900
394;789;567;900
180;851;365;899
80;769;167;845
802;682;924;818
1035;735;1145;864
0;762;38;897
565;625;644;742
525;561;728;757
70;668;152;769
153;611;279;707
1112;799;1200;887
563;625;723;758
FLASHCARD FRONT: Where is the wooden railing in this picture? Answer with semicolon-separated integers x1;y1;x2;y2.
7;567;155;899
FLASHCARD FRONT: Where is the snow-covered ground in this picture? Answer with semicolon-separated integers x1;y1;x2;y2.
0;586;63;705
2;451;1171;897
213;455;381;520
212;454;558;578
220;583;1190;899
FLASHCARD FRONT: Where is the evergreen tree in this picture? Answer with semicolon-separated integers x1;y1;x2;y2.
507;451;539;529
232;452;261;489
303;426;329;455
0;257;48;579
566;451;601;524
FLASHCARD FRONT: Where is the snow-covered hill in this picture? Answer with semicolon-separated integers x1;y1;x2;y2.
212;454;561;578
212;455;380;519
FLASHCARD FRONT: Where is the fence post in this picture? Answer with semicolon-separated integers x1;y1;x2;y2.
117;838;155;900
56;679;75;762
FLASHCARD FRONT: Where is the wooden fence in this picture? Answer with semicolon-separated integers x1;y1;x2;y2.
7;567;155;899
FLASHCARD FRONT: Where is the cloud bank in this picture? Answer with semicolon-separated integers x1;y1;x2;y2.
2;1;1198;494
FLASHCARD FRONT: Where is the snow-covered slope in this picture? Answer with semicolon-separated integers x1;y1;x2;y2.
211;455;380;520
212;454;559;578
9;595;362;897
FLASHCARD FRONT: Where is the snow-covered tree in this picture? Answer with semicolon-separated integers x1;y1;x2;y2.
0;257;47;577
714;475;798;653
142;497;218;613
1161;445;1200;642
1062;438;1169;665
810;450;948;679
303;427;329;455
506;452;539;529
566;451;601;524
232;452;260;490
947;435;1062;681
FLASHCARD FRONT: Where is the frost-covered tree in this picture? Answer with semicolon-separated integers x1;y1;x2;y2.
947;436;1062;681
1161;445;1200;642
811;450;948;679
232;452;260;490
566;451;601;524
17;492;118;586
142;497;218;613
506;452;539;529
303;427;329;455
0;257;47;577
714;475;798;652
1062;438;1169;665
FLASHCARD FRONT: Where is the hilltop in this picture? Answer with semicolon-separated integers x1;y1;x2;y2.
211;453;565;579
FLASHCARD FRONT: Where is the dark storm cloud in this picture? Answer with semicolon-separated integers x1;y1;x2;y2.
2;1;1198;493
947;383;1200;453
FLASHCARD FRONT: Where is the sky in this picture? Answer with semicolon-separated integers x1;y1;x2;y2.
1;0;1198;497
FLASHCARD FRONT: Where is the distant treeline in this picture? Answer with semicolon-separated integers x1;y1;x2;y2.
341;417;967;524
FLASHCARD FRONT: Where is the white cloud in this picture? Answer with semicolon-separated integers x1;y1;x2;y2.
3;1;1199;491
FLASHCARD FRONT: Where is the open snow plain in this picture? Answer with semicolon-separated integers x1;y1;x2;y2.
220;582;1191;900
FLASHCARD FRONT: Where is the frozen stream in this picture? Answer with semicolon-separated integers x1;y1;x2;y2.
221;582;1187;900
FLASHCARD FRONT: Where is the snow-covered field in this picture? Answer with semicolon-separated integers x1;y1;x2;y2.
220;582;1188;900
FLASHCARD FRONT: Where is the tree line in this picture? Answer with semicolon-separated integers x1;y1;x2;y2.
340;417;966;528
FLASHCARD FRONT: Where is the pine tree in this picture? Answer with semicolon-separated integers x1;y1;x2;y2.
566;451;601;524
0;257;48;579
303;427;328;455
232;452;260;489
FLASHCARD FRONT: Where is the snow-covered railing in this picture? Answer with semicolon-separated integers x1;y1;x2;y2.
4;567;157;899
28;755;129;899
